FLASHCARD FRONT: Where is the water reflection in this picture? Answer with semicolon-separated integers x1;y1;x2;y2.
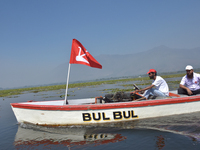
155;135;165;150
13;111;200;150
14;124;126;149
8;80;200;149
119;111;200;142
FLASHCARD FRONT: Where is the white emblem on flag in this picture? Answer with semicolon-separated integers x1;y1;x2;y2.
76;47;89;64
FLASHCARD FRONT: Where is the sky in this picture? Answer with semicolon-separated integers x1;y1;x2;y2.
1;0;200;88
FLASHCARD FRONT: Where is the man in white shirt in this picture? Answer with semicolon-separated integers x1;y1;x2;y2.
134;69;169;99
178;65;200;96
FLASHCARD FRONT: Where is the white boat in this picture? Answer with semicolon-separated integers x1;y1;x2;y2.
10;39;200;126
10;91;200;126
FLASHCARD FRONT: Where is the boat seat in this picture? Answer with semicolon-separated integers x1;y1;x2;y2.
169;90;191;97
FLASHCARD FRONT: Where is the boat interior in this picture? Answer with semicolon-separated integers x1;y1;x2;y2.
20;90;199;106
94;90;196;104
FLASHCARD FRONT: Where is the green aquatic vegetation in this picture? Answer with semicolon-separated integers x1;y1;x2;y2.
167;81;180;91
134;81;152;86
167;80;180;84
0;89;28;97
161;73;186;79
0;77;147;97
60;94;74;98
42;96;57;98
0;73;186;97
102;88;134;93
120;84;134;87
7;95;19;98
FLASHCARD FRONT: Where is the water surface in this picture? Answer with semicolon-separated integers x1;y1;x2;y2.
1;82;200;150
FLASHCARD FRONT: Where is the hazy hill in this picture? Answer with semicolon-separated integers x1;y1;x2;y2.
50;46;200;83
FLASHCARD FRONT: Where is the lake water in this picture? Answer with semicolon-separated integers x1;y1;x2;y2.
1;82;200;150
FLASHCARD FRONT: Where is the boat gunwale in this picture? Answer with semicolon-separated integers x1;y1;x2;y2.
10;95;200;111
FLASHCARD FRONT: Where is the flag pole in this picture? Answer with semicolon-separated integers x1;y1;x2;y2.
64;63;71;105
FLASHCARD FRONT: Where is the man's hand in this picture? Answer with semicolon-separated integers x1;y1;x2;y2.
134;89;144;94
180;84;193;95
140;90;144;94
133;90;139;94
135;90;140;93
186;88;193;95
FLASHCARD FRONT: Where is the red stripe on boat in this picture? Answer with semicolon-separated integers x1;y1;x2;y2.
10;96;200;111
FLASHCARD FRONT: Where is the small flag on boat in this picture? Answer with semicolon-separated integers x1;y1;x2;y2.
69;39;102;69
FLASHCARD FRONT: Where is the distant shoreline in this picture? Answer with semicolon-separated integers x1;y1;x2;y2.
0;72;187;98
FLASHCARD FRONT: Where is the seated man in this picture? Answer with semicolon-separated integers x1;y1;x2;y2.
178;65;200;96
134;69;169;99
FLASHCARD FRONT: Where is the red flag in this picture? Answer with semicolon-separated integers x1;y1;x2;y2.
69;39;102;69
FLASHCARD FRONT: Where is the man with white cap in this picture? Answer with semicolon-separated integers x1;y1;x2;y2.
134;69;169;99
178;65;200;95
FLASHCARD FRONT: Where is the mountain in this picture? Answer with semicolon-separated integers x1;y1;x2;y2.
49;46;200;83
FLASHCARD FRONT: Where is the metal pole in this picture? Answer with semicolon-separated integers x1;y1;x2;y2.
64;63;71;105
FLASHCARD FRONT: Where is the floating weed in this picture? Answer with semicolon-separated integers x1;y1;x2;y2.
167;80;180;84
7;95;19;98
135;82;152;86
56;92;62;94
161;73;185;79
42;96;56;98
60;95;65;98
102;89;110;91
60;94;74;98
102;88;134;93
34;93;48;96
0;73;185;97
120;84;133;87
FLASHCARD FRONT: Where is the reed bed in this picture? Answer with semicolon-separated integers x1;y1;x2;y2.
0;73;187;97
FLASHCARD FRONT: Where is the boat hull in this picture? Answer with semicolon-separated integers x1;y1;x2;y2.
11;95;200;126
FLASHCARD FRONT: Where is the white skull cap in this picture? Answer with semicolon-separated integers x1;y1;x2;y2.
185;65;193;70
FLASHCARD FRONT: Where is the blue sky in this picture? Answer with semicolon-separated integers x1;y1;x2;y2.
1;0;200;88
